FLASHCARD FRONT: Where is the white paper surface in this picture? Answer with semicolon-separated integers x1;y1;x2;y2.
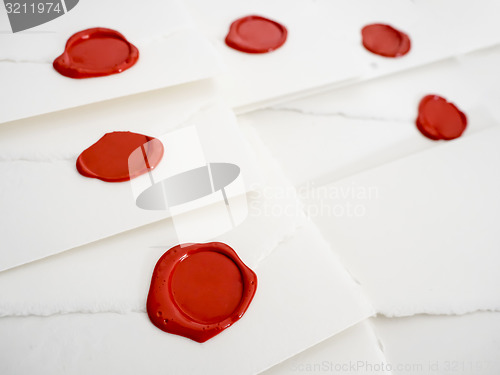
344;0;500;80
0;0;223;124
372;313;500;375
184;0;365;111
1;2;498;372
305;125;500;316
243;45;500;187
263;320;390;375
0;92;259;271
185;0;500;112
0;146;373;374
0;193;299;316
0;148;303;316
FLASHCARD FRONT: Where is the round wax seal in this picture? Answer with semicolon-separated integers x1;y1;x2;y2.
361;23;411;58
147;242;257;343
76;131;164;182
416;95;467;141
53;27;139;78
225;15;287;54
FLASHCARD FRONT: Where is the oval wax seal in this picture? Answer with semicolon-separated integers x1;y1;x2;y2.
147;242;257;343
416;95;467;141
225;15;287;54
361;23;411;58
76;131;164;182
53;27;139;79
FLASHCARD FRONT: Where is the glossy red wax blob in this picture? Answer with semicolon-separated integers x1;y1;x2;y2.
225;15;287;54
147;242;257;343
416;95;467;141
53;27;139;78
361;24;411;57
76;131;164;182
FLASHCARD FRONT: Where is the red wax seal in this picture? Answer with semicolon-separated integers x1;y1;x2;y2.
416;95;467;141
147;242;257;343
53;27;139;79
361;23;411;58
225;15;287;54
76;131;163;182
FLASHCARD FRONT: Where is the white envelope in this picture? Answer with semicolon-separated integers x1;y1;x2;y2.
185;0;500;112
243;45;499;187
0;129;374;374
305;125;500;317
0;0;223;124
0;86;260;271
372;313;500;375
263;320;390;375
184;0;364;112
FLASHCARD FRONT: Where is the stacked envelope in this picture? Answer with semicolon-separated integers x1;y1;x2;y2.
1;0;499;374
